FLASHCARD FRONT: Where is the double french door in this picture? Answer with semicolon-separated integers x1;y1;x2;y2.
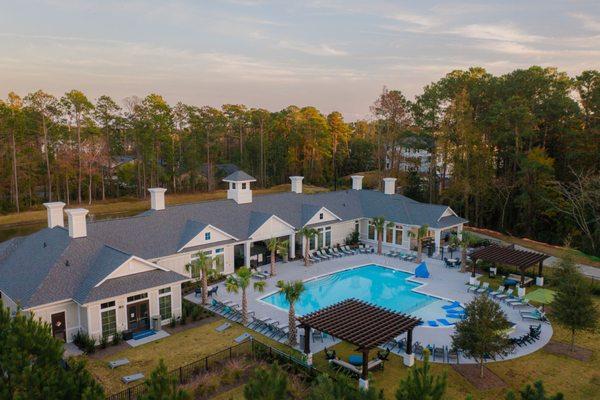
127;301;150;332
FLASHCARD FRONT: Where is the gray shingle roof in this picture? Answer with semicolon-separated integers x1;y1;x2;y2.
84;189;466;259
223;170;256;182
0;227;187;308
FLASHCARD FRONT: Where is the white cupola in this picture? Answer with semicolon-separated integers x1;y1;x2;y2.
351;175;363;190
223;170;257;204
383;177;397;195
290;176;303;194
148;188;167;211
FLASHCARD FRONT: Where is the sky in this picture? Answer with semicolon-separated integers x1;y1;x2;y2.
1;0;599;120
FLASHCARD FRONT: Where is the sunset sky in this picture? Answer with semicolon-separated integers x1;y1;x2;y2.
1;0;599;119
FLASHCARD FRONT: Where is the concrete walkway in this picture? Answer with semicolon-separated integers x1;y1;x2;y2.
188;251;552;364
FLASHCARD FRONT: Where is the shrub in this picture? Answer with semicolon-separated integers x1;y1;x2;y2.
344;230;360;246
99;334;109;349
170;318;177;328
73;331;97;354
111;332;122;346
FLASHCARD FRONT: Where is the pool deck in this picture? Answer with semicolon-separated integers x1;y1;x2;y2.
185;251;552;364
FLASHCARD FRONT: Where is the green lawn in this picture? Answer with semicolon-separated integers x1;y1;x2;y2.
84;307;599;399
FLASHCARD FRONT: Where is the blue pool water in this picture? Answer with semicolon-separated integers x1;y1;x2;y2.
261;264;457;323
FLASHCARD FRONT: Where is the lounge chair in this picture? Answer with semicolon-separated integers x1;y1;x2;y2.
510;298;531;308
467;281;481;292
332;247;345;257
437;319;454;326
341;245;355;255
326;248;341;258
427;320;439;327
312;251;326;261
318;249;332;260
442;301;462;310
489;286;506;298
496;289;514;301
306;253;320;263
108;359;129;369
252;272;268;280
520;308;548;323
475;282;490;294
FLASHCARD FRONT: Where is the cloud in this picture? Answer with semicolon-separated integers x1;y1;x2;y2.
569;13;600;32
450;24;544;43
277;40;348;56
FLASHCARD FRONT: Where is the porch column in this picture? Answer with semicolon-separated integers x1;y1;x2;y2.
402;226;411;250
433;229;442;257
289;232;296;259
403;329;415;367
244;241;251;267
360;349;370;389
456;224;463;240
303;325;312;365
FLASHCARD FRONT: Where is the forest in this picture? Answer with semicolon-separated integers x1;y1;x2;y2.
1;66;598;256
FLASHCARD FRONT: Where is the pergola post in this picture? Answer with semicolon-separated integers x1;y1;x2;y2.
517;267;527;297
536;260;544;286
403;328;415;366
469;257;478;285
359;349;369;389
303;325;312;365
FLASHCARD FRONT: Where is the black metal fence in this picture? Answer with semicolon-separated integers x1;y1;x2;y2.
105;338;326;400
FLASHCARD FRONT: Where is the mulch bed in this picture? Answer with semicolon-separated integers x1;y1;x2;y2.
452;364;507;390
543;341;593;361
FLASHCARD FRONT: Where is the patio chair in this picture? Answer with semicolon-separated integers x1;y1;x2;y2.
377;348;391;361
446;346;459;364
207;286;218;297
324;347;337;360
194;287;202;297
475;282;490;294
384;249;398;257
433;346;445;362
466;281;481;292
489;286;506;298
413;342;424;359
496;289;514;301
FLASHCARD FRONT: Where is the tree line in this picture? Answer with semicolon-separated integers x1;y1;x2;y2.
0;66;598;255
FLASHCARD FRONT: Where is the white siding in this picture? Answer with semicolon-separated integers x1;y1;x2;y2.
250;216;294;241
330;220;355;246
155;244;235;276
0;291;18;313
182;226;234;249
102;257;156;280
29;300;81;342
304;207;339;226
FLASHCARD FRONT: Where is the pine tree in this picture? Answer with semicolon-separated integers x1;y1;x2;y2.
505;380;564;400
244;363;289;400
550;257;598;351
0;300;104;400
395;349;447;400
140;359;189;400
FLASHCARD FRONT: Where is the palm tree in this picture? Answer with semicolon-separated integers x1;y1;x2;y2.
185;252;219;306
409;224;429;262
298;227;318;266
225;266;265;325
372;216;394;255
276;280;305;346
266;237;289;277
450;231;477;273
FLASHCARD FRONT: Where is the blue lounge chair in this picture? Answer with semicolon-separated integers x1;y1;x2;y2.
442;301;461;310
427;320;439;327
415;262;430;278
437;319;454;326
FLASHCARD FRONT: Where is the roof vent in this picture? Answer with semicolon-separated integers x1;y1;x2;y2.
65;260;70;267
223;170;256;204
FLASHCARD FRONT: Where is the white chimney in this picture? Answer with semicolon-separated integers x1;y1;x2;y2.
290;176;304;194
148;188;167;211
65;208;89;238
383;178;397;195
351;175;364;190
43;202;65;228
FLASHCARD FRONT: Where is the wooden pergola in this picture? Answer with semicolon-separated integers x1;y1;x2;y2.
297;299;421;382
469;244;549;285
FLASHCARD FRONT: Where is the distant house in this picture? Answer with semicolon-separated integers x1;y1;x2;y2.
0;171;466;343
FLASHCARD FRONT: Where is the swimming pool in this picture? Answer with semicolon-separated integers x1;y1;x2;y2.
261;264;462;325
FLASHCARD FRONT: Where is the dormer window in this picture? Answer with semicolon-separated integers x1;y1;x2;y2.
205;232;211;241
319;213;324;220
